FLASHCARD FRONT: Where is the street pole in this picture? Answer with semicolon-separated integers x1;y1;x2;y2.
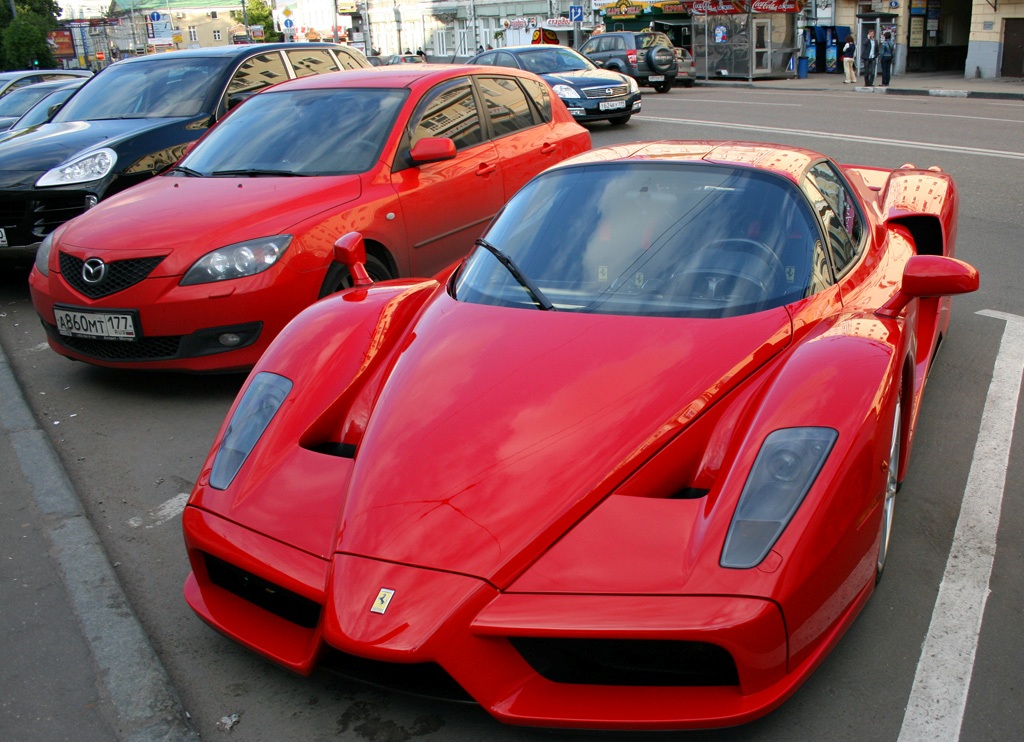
333;0;339;43
241;0;250;43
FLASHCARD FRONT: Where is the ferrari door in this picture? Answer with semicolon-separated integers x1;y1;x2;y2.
390;77;505;277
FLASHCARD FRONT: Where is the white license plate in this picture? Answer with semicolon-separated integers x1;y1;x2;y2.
0;228;7;248
55;307;138;340
648;75;665;82
599;100;626;110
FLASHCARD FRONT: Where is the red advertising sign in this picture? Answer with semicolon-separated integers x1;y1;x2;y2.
685;0;801;12
47;30;75;58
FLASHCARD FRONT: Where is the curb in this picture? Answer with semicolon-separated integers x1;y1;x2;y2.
694;79;1024;101
0;343;199;742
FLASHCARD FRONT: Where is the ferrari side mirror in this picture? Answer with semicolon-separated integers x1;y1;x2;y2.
333;232;373;287
876;255;979;317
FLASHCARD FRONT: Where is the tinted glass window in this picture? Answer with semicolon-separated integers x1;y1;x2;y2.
227;52;290;106
11;86;79;130
517;47;593;74
579;39;598;55
287;49;341;77
454;162;824;318
410;79;484;150
56;57;231;121
478;76;535;137
802;162;863;275
493;52;520;69
0;85;59;116
177;88;407;176
520;78;552;123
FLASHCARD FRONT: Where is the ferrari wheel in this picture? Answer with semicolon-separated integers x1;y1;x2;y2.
318;252;393;298
876;398;901;581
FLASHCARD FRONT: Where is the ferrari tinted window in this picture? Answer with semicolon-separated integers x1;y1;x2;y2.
454;162;824;317
409;79;484;151
478;76;535;137
803;162;863;275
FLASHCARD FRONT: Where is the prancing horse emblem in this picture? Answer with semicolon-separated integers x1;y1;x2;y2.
370;587;395;614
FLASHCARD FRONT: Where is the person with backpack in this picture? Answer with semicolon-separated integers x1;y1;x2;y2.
842;34;857;83
879;31;895;86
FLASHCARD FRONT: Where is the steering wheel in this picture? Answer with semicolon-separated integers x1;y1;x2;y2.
671;238;784;304
704;238;785;277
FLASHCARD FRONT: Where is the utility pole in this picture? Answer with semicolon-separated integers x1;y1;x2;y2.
333;0;339;43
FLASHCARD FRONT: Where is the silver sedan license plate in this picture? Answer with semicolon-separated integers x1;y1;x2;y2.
55;306;138;340
600;100;626;110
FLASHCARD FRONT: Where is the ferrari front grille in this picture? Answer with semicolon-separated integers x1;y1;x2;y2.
321;649;473;703
59;252;165;298
510;637;739;687
204;553;321;629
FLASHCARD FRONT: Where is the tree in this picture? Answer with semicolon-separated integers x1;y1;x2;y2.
231;0;281;43
1;1;62;71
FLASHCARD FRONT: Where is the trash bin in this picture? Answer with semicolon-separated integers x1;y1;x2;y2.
797;56;809;79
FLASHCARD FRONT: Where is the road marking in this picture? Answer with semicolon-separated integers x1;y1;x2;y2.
672;98;804;107
898;310;1024;742
867;109;1024;124
127;492;189;529
634;116;1024;160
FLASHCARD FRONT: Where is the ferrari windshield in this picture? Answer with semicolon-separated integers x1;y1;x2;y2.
175;88;408;177
453;162;825;318
54;57;232;121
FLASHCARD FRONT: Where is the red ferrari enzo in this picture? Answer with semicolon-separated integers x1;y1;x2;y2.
182;141;978;729
27;65;590;372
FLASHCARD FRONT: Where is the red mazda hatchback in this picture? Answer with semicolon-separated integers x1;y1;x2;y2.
29;65;590;372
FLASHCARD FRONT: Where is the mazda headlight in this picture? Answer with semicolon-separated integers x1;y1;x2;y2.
180;235;292;285
36;148;117;187
720;427;838;569
210;372;293;490
551;84;581;99
34;233;54;276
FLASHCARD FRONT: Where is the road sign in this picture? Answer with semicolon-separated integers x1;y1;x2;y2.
284;19;294;29
149;11;161;22
569;5;584;22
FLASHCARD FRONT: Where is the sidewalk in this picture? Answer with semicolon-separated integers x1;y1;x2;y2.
694;69;1024;101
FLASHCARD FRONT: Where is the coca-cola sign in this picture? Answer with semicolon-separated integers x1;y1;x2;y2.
686;0;801;12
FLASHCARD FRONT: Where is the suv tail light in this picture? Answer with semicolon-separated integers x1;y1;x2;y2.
627;50;637;67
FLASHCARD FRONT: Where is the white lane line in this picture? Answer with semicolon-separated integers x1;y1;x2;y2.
672;98;804;107
127;492;189;529
898;310;1024;742
634;116;1024;160
866;109;1024;124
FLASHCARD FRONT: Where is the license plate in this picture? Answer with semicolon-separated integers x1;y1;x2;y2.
648;75;665;82
0;228;7;248
599;100;626;110
55;306;138;340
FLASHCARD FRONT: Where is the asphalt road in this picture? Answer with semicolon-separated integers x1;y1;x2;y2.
1;86;1022;741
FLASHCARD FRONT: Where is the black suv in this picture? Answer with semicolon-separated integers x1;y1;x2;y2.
578;31;678;93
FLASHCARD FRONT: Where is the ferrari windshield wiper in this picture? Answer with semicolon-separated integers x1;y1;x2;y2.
474;238;555;311
209;168;303;177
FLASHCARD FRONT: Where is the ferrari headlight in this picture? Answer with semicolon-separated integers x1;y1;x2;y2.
180;235;292;285
209;372;293;490
551;84;581;99
36;148;117;187
34;233;54;276
720;427;838;569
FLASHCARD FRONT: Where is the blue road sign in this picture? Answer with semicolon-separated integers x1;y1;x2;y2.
569;5;584;22
149;11;161;22
284;19;294;29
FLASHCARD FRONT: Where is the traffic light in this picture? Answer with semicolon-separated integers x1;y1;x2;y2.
33;59;39;67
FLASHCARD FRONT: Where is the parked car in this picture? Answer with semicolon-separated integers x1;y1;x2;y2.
468;44;641;125
179;141;977;727
0;80;85;139
0;78;84;131
386;54;425;65
577;30;678;92
675;47;697;86
366;55;385;67
29;65;591;372
0;69;91;98
0;43;370;251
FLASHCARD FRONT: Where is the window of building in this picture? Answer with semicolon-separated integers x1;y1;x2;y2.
213;30;222;41
188;26;198;43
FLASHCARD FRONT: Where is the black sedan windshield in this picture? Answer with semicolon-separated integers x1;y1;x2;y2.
55;57;232;121
516;48;594;74
177;88;408;176
454;162;825;318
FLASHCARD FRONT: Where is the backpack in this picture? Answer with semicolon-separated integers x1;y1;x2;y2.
881;40;894;60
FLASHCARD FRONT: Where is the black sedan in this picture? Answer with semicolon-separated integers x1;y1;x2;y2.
468;45;640;125
0;43;370;251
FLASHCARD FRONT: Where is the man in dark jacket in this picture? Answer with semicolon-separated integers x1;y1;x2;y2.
861;29;878;87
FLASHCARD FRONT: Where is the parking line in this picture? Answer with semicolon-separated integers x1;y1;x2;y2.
898;310;1024;742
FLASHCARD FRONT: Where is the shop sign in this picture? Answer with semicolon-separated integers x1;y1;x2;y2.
47;30;75;58
503;17;539;30
686;0;801;12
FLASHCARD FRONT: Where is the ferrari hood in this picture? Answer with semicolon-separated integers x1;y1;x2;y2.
337;292;792;585
0;118;185;186
56;174;363;272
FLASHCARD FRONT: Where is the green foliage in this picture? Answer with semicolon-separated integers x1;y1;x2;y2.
1;10;59;71
231;0;281;43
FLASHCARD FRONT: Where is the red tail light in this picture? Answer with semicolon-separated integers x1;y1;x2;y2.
627;50;637;67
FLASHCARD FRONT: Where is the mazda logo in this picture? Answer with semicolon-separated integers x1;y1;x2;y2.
82;258;107;284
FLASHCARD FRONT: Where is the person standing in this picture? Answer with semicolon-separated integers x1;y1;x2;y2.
879;31;895;86
842;34;857;83
861;29;878;87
